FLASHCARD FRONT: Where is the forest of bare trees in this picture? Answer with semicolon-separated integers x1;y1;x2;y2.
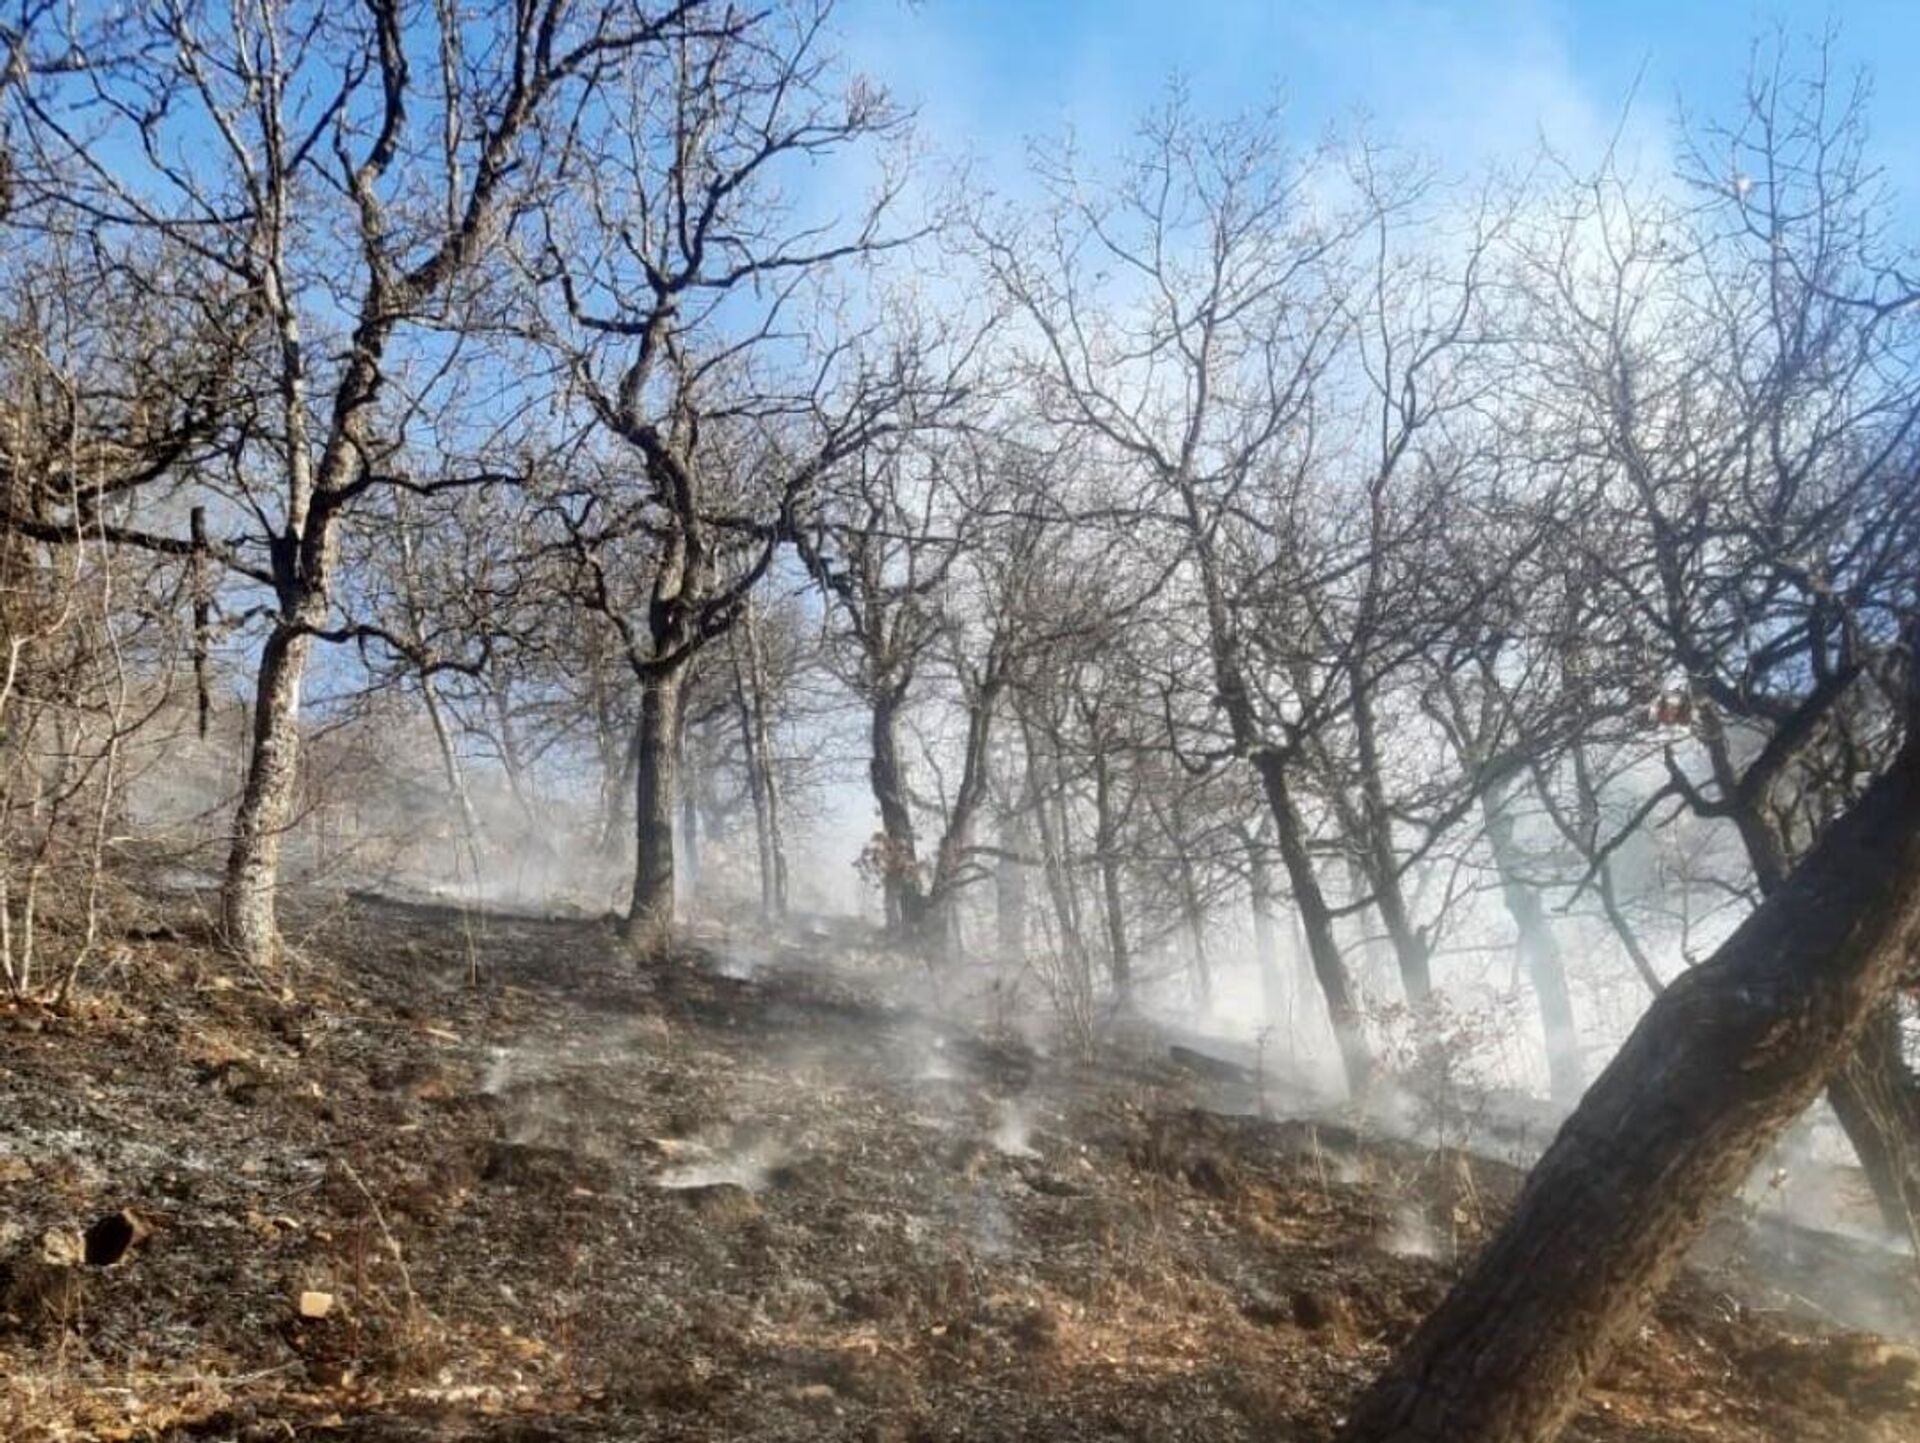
2;4;1917;1439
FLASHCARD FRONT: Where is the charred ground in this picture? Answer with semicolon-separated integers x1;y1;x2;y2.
2;890;1915;1442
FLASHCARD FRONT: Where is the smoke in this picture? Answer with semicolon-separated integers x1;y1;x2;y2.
1382;1206;1443;1261
654;1139;786;1193
989;1100;1039;1159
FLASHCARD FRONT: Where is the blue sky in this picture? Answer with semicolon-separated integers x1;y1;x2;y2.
836;1;1920;218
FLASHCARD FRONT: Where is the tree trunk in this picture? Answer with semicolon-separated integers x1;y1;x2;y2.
1562;743;1663;994
222;622;311;967
922;671;1002;964
190;506;213;739
737;655;777;916
1352;678;1432;1003
421;671;483;852
488;666;539;829
1022;719;1091;991
740;606;788;917
1826;1003;1920;1249
868;685;927;934
1257;753;1370;1095
625;668;681;936
1336;734;1920;1443
679;762;700;901
1176;843;1212;1010
1721;783;1920;1249
1481;779;1582;1105
1092;747;1131;1005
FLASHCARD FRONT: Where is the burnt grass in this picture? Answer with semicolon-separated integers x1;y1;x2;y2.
2;889;1917;1442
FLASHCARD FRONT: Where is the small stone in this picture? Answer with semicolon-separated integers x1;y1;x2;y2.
297;1290;335;1319
38;1228;84;1267
0;1157;30;1184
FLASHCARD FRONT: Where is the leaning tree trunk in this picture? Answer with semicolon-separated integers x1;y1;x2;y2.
223;622;313;967
1256;753;1372;1095
420;670;483;853
625;667;682;937
1336;731;1920;1443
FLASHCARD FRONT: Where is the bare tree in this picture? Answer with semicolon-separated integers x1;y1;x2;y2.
1503;48;1920;1237
8;0;711;965
527;1;963;936
981;98;1404;1090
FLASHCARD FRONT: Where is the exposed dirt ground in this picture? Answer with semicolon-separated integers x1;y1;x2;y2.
4;888;1918;1442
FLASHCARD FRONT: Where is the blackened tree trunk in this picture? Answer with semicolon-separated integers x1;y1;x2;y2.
1336;731;1920;1443
626;669;681;935
1190;532;1369;1090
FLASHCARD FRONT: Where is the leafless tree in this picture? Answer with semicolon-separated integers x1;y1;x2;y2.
526;1;967;936
6;0;715;965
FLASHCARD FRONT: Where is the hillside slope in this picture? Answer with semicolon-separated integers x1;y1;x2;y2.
2;891;1915;1442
